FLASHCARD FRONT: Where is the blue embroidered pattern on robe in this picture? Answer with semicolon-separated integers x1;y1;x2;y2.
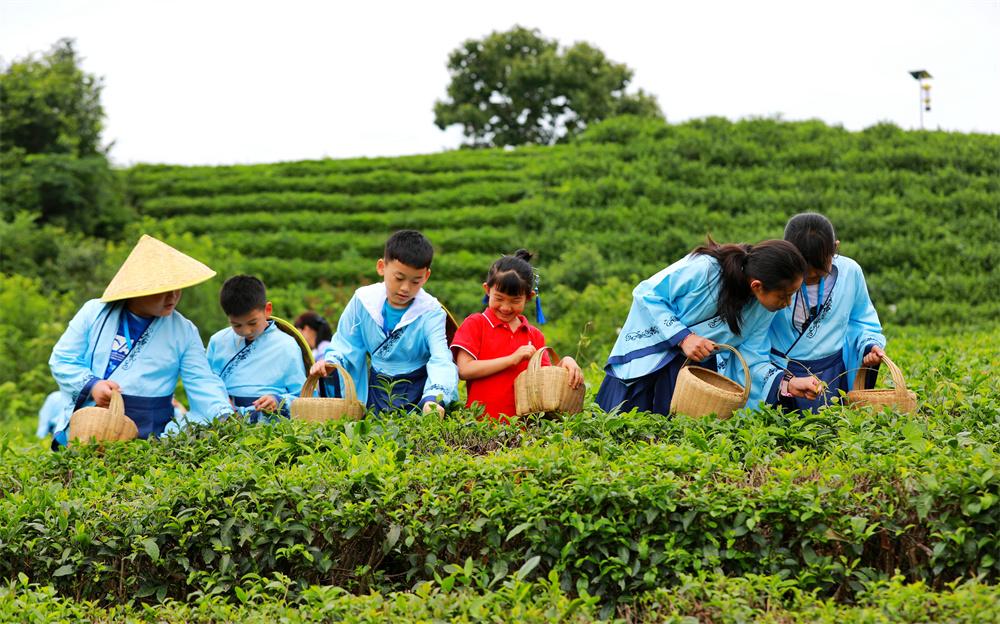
374;327;405;359
220;341;257;381
625;326;660;342
119;326;153;372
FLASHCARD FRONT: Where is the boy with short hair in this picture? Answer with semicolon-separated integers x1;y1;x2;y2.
310;230;458;415
207;275;306;420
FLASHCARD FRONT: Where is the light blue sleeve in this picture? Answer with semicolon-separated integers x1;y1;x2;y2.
49;300;104;406
323;296;370;400
276;344;307;412
847;263;886;358
420;307;459;405
641;258;715;347
738;323;784;409
205;332;222;375
175;320;232;427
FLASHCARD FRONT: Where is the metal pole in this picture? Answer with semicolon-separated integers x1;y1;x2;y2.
918;79;924;130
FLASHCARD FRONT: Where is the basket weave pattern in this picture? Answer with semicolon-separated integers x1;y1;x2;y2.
68;390;139;443
669;343;750;419
846;355;917;413
291;362;365;423
514;346;585;416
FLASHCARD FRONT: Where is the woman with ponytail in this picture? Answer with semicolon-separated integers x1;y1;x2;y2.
596;237;819;416
451;249;583;422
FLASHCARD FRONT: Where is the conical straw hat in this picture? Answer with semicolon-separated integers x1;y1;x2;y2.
101;235;216;302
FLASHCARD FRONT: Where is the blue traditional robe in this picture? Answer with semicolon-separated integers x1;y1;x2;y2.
600;254;785;411
768;255;885;411
206;321;307;419
322;283;458;410
49;299;232;440
36;390;71;438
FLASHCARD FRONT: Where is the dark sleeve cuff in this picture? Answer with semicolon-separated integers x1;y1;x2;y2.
74;376;100;411
765;374;783;406
667;328;692;348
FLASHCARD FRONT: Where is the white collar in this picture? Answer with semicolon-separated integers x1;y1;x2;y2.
356;282;438;331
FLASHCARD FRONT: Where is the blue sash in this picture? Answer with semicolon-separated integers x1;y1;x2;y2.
367;366;428;413
123;395;174;439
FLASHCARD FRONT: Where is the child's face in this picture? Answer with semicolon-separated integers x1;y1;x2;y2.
377;259;430;309
229;302;272;341
750;277;803;312
128;290;182;317
484;285;528;324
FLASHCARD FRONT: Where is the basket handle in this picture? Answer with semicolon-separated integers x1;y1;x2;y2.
109;389;125;419
301;361;358;403
527;345;559;373
681;343;751;404
852;354;908;393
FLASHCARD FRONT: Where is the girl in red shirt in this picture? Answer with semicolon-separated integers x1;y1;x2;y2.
451;250;584;421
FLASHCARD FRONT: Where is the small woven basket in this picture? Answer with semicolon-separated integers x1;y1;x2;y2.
514;346;585;417
669;344;750;419
291;362;365;423
68;390;139;443
846;355;917;413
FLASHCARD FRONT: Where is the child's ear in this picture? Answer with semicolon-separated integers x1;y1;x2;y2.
749;279;764;295
482;283;490;295
264;301;273;316
376;258;386;276
834;240;841;253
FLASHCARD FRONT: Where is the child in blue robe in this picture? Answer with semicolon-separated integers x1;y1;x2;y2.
36;390;70;438
596;238;820;416
310;230;458;415
768;213;886;412
207;275;306;421
48;235;233;444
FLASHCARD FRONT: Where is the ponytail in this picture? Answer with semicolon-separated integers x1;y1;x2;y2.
693;237;805;334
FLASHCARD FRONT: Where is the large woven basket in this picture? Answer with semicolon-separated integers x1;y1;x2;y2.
270;315;315;374
514;346;585;417
68;390;139;443
291;362;365;423
669;344;750;419
846;355;917;413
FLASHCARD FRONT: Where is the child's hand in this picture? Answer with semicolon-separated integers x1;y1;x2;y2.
558;356;584;389
508;344;537;366
788;376;822;400
91;380;121;407
422;401;445;417
862;346;885;367
680;334;716;361
309;360;329;377
253;394;279;413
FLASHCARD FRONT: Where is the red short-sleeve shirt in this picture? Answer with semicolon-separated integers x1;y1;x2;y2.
451;308;551;420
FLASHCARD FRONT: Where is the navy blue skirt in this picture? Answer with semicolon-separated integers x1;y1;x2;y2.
596;355;717;417
367;366;428;413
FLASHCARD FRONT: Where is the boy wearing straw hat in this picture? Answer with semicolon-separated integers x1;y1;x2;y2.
309;230;458;415
48;235;233;444
206;275;306;421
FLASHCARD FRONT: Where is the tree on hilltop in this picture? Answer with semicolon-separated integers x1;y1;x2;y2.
434;26;662;148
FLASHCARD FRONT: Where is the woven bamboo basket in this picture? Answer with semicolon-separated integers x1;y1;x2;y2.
514;346;585;416
669;344;750;419
846;355;917;413
270;315;315;373
291;362;365;422
68;390;139;443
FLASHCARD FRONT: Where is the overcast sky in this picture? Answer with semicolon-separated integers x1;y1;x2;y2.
2;0;998;166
